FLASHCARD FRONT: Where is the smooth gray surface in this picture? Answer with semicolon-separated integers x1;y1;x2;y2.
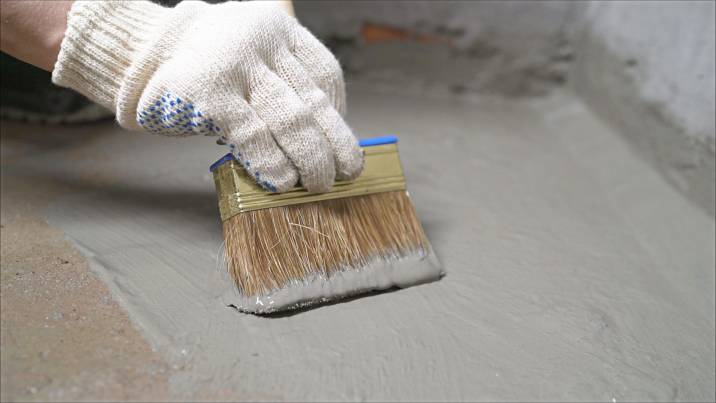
2;88;713;400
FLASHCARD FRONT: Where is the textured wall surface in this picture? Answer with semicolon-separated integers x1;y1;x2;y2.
575;1;715;146
572;1;715;216
296;1;578;96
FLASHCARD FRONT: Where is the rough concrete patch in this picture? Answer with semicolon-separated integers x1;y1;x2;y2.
329;33;572;97
0;145;171;401
300;1;576;97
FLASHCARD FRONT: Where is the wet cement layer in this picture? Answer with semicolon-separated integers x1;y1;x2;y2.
2;89;714;401
227;250;443;314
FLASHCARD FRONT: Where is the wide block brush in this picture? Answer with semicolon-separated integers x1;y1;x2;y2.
210;136;443;313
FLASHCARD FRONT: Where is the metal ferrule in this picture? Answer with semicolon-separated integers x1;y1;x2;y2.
211;137;407;221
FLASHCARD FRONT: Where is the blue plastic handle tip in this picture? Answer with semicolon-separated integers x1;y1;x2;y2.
358;135;398;147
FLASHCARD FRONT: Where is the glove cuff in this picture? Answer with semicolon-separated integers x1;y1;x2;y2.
52;0;166;115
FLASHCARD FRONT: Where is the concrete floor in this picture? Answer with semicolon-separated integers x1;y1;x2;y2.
1;132;171;401
0;199;168;398
1;88;714;401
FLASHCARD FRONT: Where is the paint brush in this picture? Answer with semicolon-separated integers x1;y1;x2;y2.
210;135;443;313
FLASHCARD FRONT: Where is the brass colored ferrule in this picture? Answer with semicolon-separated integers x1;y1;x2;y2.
212;143;407;221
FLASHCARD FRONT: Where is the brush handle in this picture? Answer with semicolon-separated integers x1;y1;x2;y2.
212;137;405;217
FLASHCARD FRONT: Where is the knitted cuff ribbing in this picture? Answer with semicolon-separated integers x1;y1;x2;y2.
52;1;166;113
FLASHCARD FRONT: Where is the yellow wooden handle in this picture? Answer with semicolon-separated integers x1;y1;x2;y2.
212;144;406;218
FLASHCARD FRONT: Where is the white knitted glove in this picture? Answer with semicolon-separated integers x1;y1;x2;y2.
52;0;362;193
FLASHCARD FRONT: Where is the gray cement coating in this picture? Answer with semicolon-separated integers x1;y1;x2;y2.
2;88;714;400
225;250;443;314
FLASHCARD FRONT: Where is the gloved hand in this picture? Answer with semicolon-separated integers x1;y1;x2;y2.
52;0;362;193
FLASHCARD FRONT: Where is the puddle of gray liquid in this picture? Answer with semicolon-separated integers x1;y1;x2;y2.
36;90;714;401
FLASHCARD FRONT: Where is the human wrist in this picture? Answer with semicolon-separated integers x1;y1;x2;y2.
51;0;167;112
0;0;73;71
42;1;73;71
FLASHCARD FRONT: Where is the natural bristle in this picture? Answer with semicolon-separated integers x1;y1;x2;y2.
222;191;434;307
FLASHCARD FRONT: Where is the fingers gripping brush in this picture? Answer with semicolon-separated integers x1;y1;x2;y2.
211;136;443;314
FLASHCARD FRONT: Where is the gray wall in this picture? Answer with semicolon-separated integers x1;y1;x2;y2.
571;1;715;215
575;1;714;149
296;1;578;96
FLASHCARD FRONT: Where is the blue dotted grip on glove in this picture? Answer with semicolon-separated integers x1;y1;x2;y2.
137;92;222;136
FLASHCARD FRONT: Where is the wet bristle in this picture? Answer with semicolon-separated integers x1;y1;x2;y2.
222;191;431;298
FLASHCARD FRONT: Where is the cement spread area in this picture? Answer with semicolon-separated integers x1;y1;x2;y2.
1;89;714;401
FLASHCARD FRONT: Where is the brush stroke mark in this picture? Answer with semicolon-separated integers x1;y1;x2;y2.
27;90;715;401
